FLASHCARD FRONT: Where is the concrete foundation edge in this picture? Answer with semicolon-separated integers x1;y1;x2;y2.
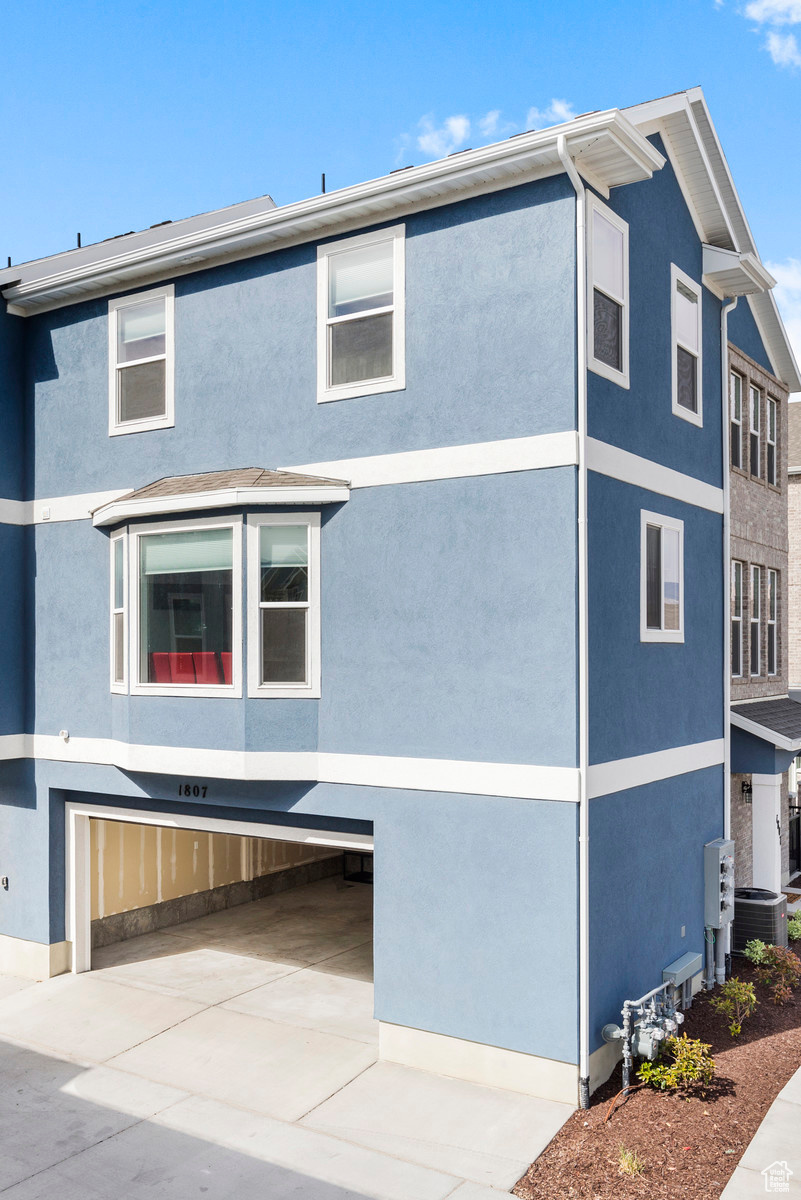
91;853;344;948
378;1021;579;1105
0;933;71;980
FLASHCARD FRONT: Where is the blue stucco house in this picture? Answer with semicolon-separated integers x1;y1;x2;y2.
0;87;798;1107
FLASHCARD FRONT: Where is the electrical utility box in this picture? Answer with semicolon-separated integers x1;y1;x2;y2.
704;838;735;928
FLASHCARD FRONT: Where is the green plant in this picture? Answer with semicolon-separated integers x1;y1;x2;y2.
637;1034;715;1093
755;944;801;1005
617;1145;645;1177
709;977;757;1036
787;912;801;942
744;938;768;964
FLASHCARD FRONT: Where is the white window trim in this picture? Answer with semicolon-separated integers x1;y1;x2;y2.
732;559;743;679
586;193;629;389
110;529;128;694
767;397;777;487
768;568;778;677
671;264;703;427
129;513;242;698
108;284;175;436
730;371;742;469
317;225;405;404
640;509;684;644
750;564;761;677
247;513;321;699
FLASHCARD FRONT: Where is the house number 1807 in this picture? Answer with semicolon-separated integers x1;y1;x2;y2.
178;784;208;798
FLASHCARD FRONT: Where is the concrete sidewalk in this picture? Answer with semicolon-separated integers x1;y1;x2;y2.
721;1062;801;1197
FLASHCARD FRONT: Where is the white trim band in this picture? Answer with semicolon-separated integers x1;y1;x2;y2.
0;733;726;801
285;431;580;489
587;738;725;798
586;438;724;513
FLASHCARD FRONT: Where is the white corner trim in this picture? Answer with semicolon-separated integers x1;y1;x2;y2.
285;431;580;489
586;438;724;513
730;710;801;753
378;1022;579;1105
587;738;725;799
93;485;349;528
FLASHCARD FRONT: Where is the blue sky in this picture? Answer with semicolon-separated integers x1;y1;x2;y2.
1;0;799;361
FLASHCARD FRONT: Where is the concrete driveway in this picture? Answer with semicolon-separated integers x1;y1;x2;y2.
0;878;573;1199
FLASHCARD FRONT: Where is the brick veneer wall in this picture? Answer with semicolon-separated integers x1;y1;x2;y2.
731;773;753;888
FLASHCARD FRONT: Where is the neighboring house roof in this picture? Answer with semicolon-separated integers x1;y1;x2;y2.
1;87;797;393
731;697;801;752
91;468;350;527
788;402;801;473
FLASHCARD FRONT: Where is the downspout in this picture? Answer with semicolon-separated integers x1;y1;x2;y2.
721;296;737;966
556;135;590;1108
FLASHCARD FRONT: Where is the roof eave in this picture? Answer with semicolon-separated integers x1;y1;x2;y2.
730;710;801;754
1;110;664;316
92;484;351;527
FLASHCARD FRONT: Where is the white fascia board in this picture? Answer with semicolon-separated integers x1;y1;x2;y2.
92;485;350;527
730;711;801;753
1;111;664;315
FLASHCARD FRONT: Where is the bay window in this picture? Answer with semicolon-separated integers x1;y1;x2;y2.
110;532;127;692
131;519;241;695
247;514;320;697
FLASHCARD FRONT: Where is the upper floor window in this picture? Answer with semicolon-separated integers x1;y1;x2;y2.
749;385;761;478
108;285;174;436
768;568;778;676
317;226;405;403
767;397;778;486
671;265;702;426
730;372;743;469
247;514;321;697
750;564;761;676
731;559;743;678
587;194;629;388
110;532;127;693
641;510;684;643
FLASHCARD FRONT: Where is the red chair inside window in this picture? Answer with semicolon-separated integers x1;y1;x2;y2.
220;651;233;685
169;652;196;683
193;652;221;685
150;652;172;683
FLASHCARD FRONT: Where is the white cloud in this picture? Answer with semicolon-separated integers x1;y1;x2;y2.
417;114;471;158
744;0;801;23
766;28;801;62
766;258;801;379
525;99;578;129
479;110;501;138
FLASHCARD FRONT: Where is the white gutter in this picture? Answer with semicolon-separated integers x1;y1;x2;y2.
721;296;737;962
556;136;590;1108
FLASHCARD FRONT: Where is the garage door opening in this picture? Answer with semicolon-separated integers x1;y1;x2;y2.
65;803;374;1046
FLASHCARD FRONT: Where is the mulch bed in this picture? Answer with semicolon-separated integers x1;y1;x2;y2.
514;952;801;1200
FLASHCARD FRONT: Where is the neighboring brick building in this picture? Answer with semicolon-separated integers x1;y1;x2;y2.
788;403;801;694
729;345;797;888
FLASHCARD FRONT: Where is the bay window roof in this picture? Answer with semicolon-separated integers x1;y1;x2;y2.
92;467;350;527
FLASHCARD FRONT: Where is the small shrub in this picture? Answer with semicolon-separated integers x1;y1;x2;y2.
755;945;801;1005
744;938;768;964
787;912;801;942
709;976;758;1036
637;1034;715;1093
617;1145;645;1177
